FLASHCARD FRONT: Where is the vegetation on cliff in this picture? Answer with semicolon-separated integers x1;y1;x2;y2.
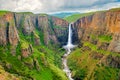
68;41;120;80
0;34;68;80
0;11;68;80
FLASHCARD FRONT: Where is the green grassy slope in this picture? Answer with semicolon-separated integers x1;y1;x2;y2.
64;12;94;23
0;45;67;80
109;7;120;11
67;34;120;80
64;10;108;23
0;10;11;16
68;42;120;80
0;31;68;80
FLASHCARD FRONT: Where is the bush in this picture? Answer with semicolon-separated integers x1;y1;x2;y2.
74;69;87;80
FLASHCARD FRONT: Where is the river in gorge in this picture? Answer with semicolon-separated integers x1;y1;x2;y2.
62;23;76;80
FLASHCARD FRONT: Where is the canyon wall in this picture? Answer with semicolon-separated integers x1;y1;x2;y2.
0;12;68;57
68;9;120;80
14;13;69;46
73;9;120;53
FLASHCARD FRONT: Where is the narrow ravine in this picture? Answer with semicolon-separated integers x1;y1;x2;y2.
62;23;76;80
62;50;73;80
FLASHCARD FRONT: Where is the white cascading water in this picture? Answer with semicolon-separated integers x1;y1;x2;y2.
62;23;76;80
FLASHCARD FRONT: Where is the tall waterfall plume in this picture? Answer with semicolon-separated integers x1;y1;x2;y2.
63;23;76;53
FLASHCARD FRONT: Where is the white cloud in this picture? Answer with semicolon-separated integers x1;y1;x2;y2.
15;0;42;11
0;0;119;13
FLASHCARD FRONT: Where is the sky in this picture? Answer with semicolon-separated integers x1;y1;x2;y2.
0;0;120;14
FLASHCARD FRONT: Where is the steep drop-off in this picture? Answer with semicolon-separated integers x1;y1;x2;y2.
68;8;120;80
73;8;120;52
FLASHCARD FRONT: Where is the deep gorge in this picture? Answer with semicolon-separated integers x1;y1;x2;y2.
0;8;120;80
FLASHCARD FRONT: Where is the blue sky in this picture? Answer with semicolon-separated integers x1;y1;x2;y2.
0;0;120;13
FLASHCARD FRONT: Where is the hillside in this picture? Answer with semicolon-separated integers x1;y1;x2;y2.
0;11;69;80
64;12;94;23
50;12;79;18
64;10;110;23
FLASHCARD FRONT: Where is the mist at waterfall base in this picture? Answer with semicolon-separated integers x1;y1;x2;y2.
63;23;76;53
62;23;76;80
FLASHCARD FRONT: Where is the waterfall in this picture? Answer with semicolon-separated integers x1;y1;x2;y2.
62;23;76;80
63;23;75;53
68;23;72;46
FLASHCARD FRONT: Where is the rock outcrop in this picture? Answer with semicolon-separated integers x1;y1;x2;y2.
108;33;120;53
0;12;19;46
21;44;33;58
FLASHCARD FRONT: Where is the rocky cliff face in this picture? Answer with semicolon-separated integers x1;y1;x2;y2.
52;16;69;45
73;10;120;53
0;12;19;46
0;12;68;57
14;13;69;45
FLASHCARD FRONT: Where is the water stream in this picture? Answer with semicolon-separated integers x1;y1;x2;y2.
62;23;76;80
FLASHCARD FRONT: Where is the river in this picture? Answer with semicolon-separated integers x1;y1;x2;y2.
62;23;75;80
